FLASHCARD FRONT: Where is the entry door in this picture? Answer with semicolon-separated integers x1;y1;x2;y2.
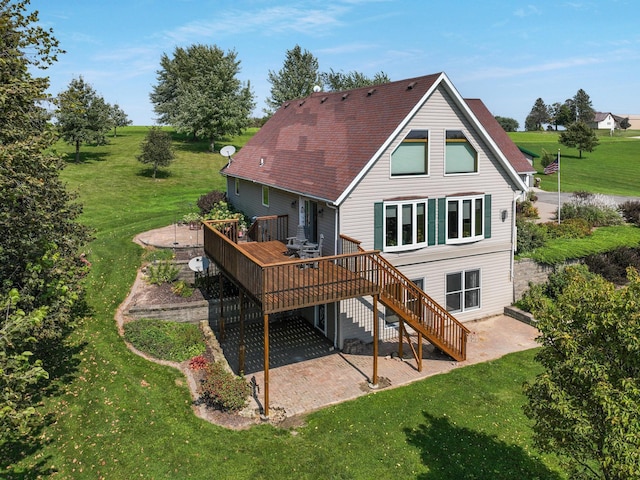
304;199;318;243
315;304;327;334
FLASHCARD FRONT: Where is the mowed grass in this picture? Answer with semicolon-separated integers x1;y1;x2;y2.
509;129;640;196
4;127;567;479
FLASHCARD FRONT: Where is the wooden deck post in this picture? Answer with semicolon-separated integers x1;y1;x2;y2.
239;291;245;375
371;294;379;387
417;332;423;372
398;318;404;359
263;313;270;418
219;274;225;342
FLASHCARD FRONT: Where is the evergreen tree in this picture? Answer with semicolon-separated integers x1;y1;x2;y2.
109;103;132;137
558;121;599;158
264;45;320;115
0;0;92;446
572;88;595;124
525;98;549;131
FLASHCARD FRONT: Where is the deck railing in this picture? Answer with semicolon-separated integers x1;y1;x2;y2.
372;254;469;361
204;220;468;360
247;215;288;243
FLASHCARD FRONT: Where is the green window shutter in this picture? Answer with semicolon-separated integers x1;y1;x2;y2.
374;202;383;250
484;194;492;239
428;198;436;246
437;198;446;245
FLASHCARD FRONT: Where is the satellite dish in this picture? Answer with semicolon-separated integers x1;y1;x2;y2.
313;85;322;93
220;145;236;158
188;256;209;272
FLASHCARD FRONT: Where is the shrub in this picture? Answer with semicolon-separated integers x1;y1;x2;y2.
560;191;623;227
620;200;640;226
197;190;226;215
584;247;640;284
516;199;539;219
516;218;548;255
543;217;591;239
123;319;205;362
202;200;250;230
145;261;179;285
171;280;194;297
199;361;251;412
188;355;210;371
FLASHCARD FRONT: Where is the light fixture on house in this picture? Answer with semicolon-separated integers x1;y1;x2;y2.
291;200;297;208
318;208;324;216
501;209;508;222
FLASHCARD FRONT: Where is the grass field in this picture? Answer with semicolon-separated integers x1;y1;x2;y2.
1;127;583;479
508;129;640;196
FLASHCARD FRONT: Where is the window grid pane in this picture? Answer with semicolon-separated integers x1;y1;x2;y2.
474;198;483;236
385;205;397;247
417;203;426;243
391;142;427;175
402;204;413;245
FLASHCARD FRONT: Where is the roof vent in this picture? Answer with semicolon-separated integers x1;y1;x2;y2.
342;93;349;101
407;81;417;90
367;88;376;96
299;100;305;106
320;96;328;103
283;102;290;108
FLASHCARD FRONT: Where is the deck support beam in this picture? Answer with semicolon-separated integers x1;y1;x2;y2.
239;291;245;375
219;274;225;342
371;294;379;388
263;313;270;418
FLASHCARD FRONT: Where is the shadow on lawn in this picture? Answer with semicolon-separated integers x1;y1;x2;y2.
62;151;109;164
0;335;87;479
405;411;563;479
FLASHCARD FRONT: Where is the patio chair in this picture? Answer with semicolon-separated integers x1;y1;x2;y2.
298;234;323;267
286;224;308;255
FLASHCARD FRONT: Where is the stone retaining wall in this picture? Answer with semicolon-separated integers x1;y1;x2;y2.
513;258;580;300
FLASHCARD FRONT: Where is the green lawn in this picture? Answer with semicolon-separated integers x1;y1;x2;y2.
4;127;568;479
508;130;640;196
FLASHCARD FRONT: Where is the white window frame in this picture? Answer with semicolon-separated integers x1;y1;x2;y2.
390;130;430;177
383;199;428;252
261;186;269;207
446;195;484;244
444;130;478;175
445;269;481;313
234;178;240;196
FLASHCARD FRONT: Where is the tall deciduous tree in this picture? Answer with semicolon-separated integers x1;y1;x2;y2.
137;127;175;178
320;69;390;91
264;45;320;115
525;98;549;131
150;44;254;151
523;265;640;479
558;121;599;158
109;103;131;137
0;0;92;446
56;76;112;162
548;102;573;130
494;116;519;132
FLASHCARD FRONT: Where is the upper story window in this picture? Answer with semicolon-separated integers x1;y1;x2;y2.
384;199;427;251
445;130;477;174
391;130;429;176
447;195;484;243
262;186;269;207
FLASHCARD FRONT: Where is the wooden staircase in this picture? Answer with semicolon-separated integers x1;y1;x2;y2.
371;253;469;361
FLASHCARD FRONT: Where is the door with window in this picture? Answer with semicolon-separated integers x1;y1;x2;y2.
303;199;318;243
315;304;326;334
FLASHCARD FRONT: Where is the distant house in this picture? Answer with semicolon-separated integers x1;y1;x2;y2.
202;73;531;412
618;114;640;130
589;112;623;130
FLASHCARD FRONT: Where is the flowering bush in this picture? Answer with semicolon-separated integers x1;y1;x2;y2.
199;361;250;412
559;191;623;227
202;201;249;230
188;354;210;371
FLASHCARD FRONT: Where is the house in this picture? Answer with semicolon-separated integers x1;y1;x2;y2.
203;72;530;415
589;112;623;130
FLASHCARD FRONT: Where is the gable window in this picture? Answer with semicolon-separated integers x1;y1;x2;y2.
234;178;240;196
446;269;480;313
384;199;427;251
445;130;477;174
391;130;429;176
262;186;269;207
446;195;484;243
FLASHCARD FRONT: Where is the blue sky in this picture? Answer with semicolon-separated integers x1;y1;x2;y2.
32;0;640;128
